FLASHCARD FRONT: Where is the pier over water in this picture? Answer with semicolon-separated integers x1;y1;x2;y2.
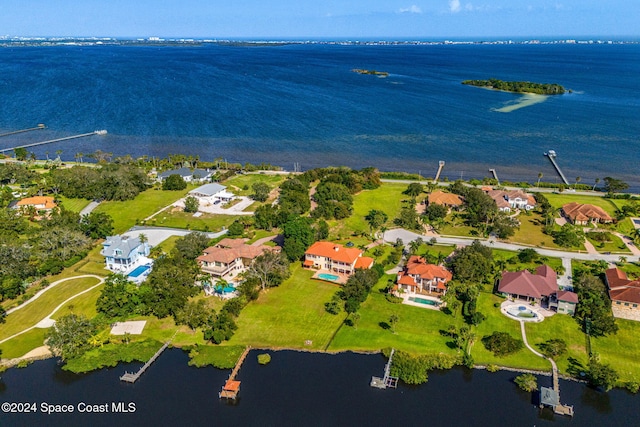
0;129;107;154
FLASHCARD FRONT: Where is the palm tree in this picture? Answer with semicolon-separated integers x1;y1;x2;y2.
351;312;361;330
389;314;399;334
75;152;84;163
592;177;600;191
537;172;543;187
574;176;581;189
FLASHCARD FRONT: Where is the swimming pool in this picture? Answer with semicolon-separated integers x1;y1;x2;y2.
506;305;538;319
128;264;151;278
318;273;340;282
408;297;439;306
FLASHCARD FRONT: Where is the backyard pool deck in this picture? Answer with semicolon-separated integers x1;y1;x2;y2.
500;300;554;323
397;293;442;310
311;270;349;285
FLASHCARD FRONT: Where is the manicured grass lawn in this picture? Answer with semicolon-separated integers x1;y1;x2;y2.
0;329;47;359
509;212;561;249
492;249;564;272
57;195;91;213
544;193;622;216
188;344;246;369
438;213;476;237
51;284;104;320
223;173;286;197
585;232;631;254
227;264;347;350
471;293;549;371
156;211;240;232
0;276;102;341
591;319;640;383
95;187;192;233
525;314;588;376
329;183;408;238
73;245;110;276
329;275;462;355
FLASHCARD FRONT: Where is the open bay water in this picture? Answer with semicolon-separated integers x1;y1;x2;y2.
2;349;639;426
0;43;639;188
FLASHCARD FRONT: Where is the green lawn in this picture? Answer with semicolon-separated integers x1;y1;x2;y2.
329;275;462;355
94;187;192;233
0;276;102;341
329;183;408;238
51;284;104;320
226;264;347;350
57;195;91;213
492;249;564;272
509;212;561;248
0;329;48;359
156;211;240;232
73;245;110;276
591;319;640;383
544;193;622;216
585;232;631;254
471;293;549;370
223;173;286;197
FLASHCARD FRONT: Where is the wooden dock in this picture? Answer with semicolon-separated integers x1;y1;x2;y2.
120;340;170;383
0;130;107;153
0;124;46;138
371;348;398;389
539;357;574;416
544;150;570;186
219;346;251;400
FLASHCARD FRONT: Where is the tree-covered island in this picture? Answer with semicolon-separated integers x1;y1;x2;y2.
462;79;566;95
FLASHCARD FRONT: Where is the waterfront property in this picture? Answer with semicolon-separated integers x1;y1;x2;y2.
188;183;236;206
561;202;613;225
605;267;640;321
303;241;374;276
484;189;536;212
101;234;152;275
427;190;464;209
395;256;452;296
11;195;57;217
197;238;277;281
498;265;558;304
156;167;212;183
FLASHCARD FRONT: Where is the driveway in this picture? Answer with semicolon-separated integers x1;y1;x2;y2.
126;226;227;247
174;196;254;216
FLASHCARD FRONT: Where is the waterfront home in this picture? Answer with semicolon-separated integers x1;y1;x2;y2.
157;167;212;183
485;189;536;213
197;238;277;281
395;256;452;296
189;183;236;205
101;235;151;275
498;265;558;304
604;267;640;321
12;196;57;216
562;202;613;225
427;191;464;209
303;241;374;275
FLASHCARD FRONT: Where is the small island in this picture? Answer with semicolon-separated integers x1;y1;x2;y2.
462;78;565;95
352;68;389;77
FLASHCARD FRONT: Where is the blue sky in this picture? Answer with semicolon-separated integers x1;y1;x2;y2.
2;1;638;39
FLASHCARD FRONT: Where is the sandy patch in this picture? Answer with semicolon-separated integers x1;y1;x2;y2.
110;320;147;335
493;93;548;113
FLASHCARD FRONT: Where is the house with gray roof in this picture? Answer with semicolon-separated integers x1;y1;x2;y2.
101;235;151;274
157;167;212;183
189;183;236;205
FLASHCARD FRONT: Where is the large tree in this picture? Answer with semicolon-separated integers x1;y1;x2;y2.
603;177;629;195
46;314;95;361
251;182;271;202
80;212;114;239
365;209;388;236
174;231;211;260
243;251;291;291
283;217;315;261
162;174;187;191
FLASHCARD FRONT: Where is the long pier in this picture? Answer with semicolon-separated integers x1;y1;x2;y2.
120;340;170;383
370;348;398;389
433;161;445;183
0;124;46;138
0;130;107;153
219;346;251;400
544;150;570;186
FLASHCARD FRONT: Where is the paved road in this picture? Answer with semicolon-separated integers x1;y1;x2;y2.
79;200;101;216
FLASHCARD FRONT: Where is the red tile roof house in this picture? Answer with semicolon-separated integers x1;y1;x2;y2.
562;202;613;225
605;267;640;321
197;238;278;281
303;241;374;278
498;265;559;305
395;256;453;297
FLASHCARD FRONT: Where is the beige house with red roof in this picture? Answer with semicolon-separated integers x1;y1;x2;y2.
562;202;613;225
605;267;640;321
498;265;558;303
197;238;277;281
396;255;452;295
14;196;57;211
303;241;373;275
427;191;464;209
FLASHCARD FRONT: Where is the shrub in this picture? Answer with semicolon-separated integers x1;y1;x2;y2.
482;332;524;357
486;364;499;373
257;353;271;365
514;373;538;392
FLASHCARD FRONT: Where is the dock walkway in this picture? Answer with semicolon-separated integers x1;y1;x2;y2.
120;338;172;383
371;348;398;389
219;346;251;400
0;130;107;153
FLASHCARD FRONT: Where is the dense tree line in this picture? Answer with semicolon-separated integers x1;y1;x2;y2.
462;79;566;95
574;275;618;337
